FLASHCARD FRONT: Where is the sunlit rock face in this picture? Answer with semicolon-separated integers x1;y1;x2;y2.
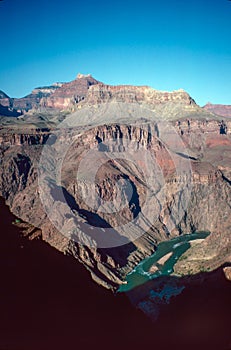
0;85;64;113
42;74;100;110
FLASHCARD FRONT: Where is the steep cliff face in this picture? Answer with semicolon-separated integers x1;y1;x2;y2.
0;75;100;114
42;74;100;110
0;114;230;288
85;84;196;106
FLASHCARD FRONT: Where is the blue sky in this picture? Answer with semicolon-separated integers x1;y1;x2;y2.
0;0;231;106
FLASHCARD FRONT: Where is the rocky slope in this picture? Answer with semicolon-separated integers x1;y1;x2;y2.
203;102;231;118
0;78;230;289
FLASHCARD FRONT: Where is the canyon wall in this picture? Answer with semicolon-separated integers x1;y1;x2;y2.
0;117;230;288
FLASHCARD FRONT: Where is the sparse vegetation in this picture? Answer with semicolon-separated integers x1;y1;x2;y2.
178;255;187;261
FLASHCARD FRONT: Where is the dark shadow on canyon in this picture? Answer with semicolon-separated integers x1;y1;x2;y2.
125;265;231;350
50;184;138;266
1;198;231;350
0;198;151;350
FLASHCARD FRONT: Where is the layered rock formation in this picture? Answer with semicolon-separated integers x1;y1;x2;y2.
0;83;63;113
0;77;230;290
85;84;196;105
42;74;100;109
203;102;231;118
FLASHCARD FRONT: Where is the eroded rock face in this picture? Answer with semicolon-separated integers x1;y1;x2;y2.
0;84;63;113
0;114;230;289
85;84;196;106
0;79;230;288
42;74;100;109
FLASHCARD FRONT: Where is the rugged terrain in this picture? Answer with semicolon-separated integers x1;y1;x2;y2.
0;83;63;112
0;74;230;289
1;198;230;350
203;102;231;118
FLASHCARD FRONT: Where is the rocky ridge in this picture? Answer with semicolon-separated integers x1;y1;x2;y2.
203;102;231;118
42;74;100;109
0;83;63;113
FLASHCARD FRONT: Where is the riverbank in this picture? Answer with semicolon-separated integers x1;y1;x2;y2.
189;238;205;247
118;232;210;293
149;252;173;273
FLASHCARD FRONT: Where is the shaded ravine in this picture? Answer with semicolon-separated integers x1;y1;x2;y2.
0;198;231;350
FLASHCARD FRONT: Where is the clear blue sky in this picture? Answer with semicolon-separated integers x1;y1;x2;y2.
0;0;231;106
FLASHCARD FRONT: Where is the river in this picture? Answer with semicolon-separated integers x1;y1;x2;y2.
119;231;210;293
1;199;230;350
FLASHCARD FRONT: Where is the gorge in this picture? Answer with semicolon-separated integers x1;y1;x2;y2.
0;74;231;349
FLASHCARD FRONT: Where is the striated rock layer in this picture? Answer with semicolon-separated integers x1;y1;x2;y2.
0;125;230;288
0;78;230;289
41;74;100;110
203;102;231;118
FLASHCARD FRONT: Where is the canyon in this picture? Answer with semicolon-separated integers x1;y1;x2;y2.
0;74;230;292
1;197;230;350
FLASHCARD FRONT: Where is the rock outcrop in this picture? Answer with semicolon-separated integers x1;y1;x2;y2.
0;90;11;108
42;74;100;110
85;84;196;106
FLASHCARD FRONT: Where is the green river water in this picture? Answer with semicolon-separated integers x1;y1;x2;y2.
119;231;210;293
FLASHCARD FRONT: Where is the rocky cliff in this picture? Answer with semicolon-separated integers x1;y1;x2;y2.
0;74;100;114
85;84;196;106
42;74;100;110
0;79;230;289
0;124;230;288
0;83;63;113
